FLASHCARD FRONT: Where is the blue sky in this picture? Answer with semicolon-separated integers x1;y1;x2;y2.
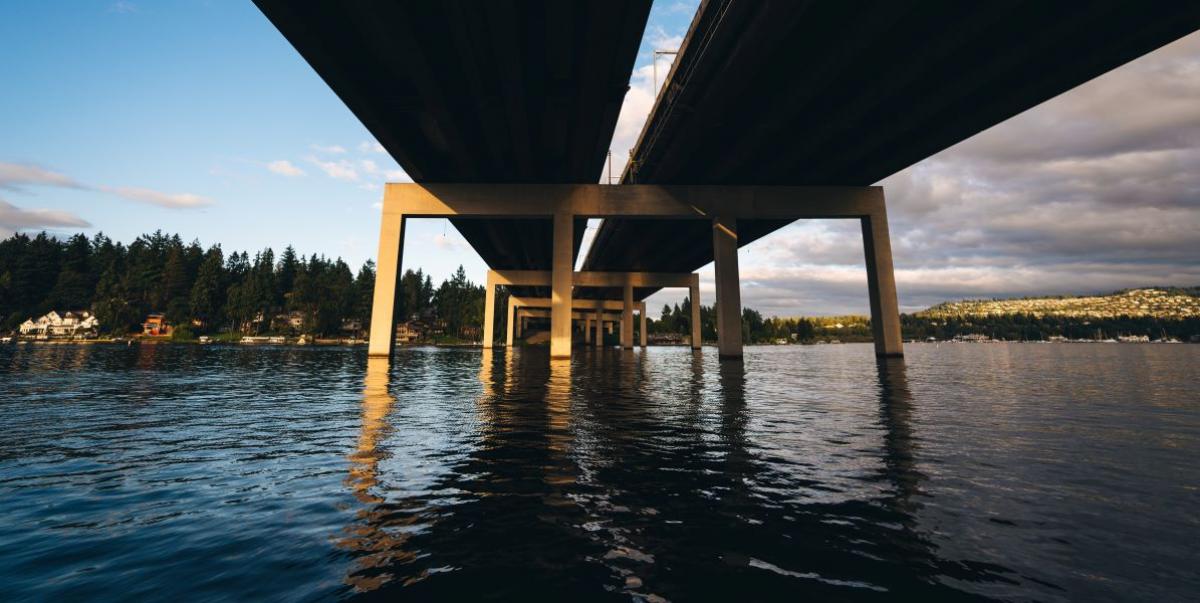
3;1;1197;316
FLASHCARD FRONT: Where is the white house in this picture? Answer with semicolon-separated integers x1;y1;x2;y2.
19;310;99;339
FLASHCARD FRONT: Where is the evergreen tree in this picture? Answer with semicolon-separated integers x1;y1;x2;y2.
189;246;225;331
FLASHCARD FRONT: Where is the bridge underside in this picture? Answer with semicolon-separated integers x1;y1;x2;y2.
255;0;651;285
585;0;1200;278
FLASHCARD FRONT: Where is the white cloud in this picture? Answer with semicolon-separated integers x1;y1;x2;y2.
0;162;86;191
0;197;91;238
310;144;347;154
97;185;213;208
307;156;358;181
266;159;305;177
359;140;386;154
605;26;687;182
353;157;411;183
433;232;470;251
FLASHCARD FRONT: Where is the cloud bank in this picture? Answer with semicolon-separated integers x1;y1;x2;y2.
726;31;1200;316
0;197;91;238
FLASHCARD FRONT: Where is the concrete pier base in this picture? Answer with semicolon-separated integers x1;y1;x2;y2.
621;281;634;349
368;211;406;358
482;271;496;349
690;273;701;350
594;310;603;347
506;297;516;347
713;216;743;360
550;212;573;358
862;213;903;357
639;302;647;348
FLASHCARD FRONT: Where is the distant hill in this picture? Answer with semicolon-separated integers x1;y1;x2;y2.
918;288;1200;320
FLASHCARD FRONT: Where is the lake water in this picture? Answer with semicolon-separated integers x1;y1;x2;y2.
1;343;1197;601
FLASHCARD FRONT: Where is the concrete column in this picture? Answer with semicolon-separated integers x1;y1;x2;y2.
368;211;406;357
639;302;647;348
515;311;523;338
712;216;743;359
550;212;574;358
594;311;604;347
862;210;904;357
689;273;702;350
584;316;592;344
506;298;516;347
482;272;495;348
621;281;634;349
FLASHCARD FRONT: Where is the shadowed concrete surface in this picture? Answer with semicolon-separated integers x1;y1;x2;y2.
254;0;652;274
585;0;1200;277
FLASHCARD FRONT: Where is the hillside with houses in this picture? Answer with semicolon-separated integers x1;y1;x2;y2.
919;288;1200;320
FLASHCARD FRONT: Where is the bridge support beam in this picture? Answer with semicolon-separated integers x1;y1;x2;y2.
690;274;702;350
713;216;743;360
372;184;901;360
368;212;405;357
639;302;647;348
621;281;634;349
506;297;516;347
550;212;573;358
862;213;903;357
594;310;604;347
482;271;495;348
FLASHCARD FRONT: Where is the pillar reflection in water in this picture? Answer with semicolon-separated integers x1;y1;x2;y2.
339;357;420;592
875;356;923;510
543;357;576;499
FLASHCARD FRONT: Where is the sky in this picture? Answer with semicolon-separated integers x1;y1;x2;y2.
2;1;1197;316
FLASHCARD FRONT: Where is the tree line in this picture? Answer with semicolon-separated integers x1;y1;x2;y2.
646;299;821;343
646;300;1200;343
0;231;486;339
4;231;1194;343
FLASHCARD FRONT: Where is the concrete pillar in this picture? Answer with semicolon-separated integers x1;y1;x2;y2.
550;212;573;358
584;316;592;344
506;298;516;347
639;302;647;348
368;210;406;357
482;273;495;348
712;216;743;359
862;210;904;357
689;273;702;350
515;311;523;338
621;281;634;349
594;311;604;347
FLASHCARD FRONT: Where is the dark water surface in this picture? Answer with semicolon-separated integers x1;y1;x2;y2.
1;343;1197;601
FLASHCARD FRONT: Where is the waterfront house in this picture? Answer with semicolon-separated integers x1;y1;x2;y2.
142;313;172;337
20;311;99;339
341;318;363;336
395;322;421;344
273;310;306;331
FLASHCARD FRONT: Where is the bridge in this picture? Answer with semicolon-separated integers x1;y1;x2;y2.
255;0;1200;361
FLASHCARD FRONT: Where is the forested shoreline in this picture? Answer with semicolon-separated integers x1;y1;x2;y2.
0;231;484;340
2;231;1196;343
